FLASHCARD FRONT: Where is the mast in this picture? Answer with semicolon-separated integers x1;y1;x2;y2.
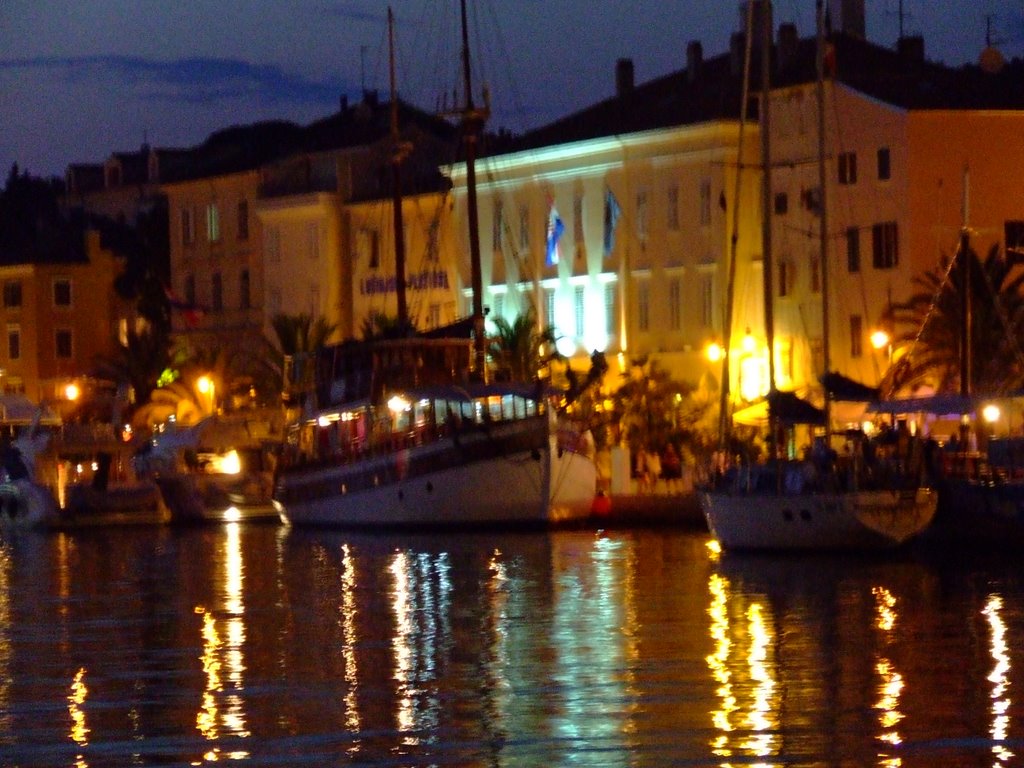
718;1;756;449
458;0;489;378
816;0;832;444
388;7;411;327
760;0;777;458
959;167;971;400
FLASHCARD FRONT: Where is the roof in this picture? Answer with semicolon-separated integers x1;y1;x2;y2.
503;31;1024;155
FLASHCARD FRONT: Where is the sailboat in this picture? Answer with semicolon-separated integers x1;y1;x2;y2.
271;3;598;529
699;1;937;550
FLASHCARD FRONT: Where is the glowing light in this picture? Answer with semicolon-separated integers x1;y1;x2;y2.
67;666;89;746
387;395;410;413
208;450;241;475
742;328;756;353
706;341;723;363
64;383;80;401
871;330;891;350
983;404;1001;424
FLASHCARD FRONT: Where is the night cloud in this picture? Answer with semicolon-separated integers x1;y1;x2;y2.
0;54;347;108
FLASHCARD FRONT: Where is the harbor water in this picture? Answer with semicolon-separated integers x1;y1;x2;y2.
1;520;1023;766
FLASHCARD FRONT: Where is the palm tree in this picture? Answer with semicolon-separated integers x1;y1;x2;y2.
885;244;1024;396
487;308;559;382
270;313;338;402
90;326;173;420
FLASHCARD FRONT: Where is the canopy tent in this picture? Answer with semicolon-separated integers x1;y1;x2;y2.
820;371;879;402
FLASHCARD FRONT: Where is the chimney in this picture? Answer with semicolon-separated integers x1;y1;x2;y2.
897;35;925;64
830;0;865;39
616;58;635;97
687;40;703;82
776;22;798;72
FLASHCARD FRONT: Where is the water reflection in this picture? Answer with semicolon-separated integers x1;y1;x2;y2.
196;522;250;762
984;595;1013;765
872;586;904;766
705;570;779;766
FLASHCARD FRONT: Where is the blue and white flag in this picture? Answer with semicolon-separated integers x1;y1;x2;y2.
546;202;564;266
603;187;621;257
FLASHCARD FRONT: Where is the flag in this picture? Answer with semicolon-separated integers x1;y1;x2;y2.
546;201;564;266
164;285;206;328
603;187;621;257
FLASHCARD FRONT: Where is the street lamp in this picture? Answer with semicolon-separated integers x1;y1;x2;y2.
197;375;216;416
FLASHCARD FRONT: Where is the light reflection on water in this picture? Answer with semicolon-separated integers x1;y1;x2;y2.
1;525;1024;765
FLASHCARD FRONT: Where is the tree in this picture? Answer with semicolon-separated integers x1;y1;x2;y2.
486;307;559;382
885;244;1024;396
90;326;173;421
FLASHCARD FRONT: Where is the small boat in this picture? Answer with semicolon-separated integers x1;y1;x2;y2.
700;4;936;551
135;413;280;524
0;413;166;530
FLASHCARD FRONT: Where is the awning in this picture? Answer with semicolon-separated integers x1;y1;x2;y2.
820;371;879;402
868;394;977;416
732;390;825;427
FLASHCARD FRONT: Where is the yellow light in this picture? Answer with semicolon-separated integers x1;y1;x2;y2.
982;404;1001;424
706;341;723;363
209;450;241;475
870;330;891;350
197;375;212;394
64;383;80;401
387;395;410;413
742;329;756;354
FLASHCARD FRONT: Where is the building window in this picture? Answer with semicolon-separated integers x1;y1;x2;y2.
545;289;556;329
182;207;196;246
574;286;585;338
637;281;650;332
55;328;73;359
774;192;788;215
700;274;714;328
668;277;681;330
493;292;505;321
53;278;72;308
427;303;440;329
518;205;529;250
636;190;648;242
850;315;863;358
359;228;380;269
838;151;858;185
309;286;320;317
667;185;680;231
847;227;861;272
6;324;19;360
237;200;249;240
427;220;440;262
211;273;223;312
307;222;320;260
239;269;250;310
700;179;712;226
206;203;220;243
573;193;584;243
778;261;792;297
605;283;616;336
877;147;891;181
492;199;504;251
184;273;196;305
1005;221;1024;258
809;256;821;293
2;281;21;309
872;221;899;269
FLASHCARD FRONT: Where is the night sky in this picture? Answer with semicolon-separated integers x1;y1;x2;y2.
1;0;1022;179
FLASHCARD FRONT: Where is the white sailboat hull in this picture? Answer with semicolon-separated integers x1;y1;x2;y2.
275;419;597;528
701;487;937;550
